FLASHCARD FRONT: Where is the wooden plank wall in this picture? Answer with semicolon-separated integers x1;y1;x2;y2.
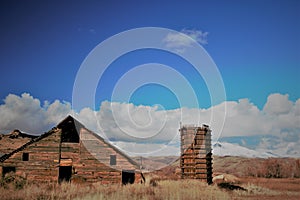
78;128;140;183
1;129;61;182
1;127;141;184
180;125;213;184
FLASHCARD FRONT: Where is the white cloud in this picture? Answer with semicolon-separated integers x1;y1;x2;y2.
263;93;293;115
163;29;208;53
294;99;300;115
181;29;208;45
46;100;71;124
111;141;180;157
0;93;71;134
0;92;299;157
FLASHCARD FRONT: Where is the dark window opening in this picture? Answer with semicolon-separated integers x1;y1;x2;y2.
22;153;29;161
58;166;72;183
58;118;81;143
110;155;116;165
61;130;80;143
122;170;135;185
2;166;16;177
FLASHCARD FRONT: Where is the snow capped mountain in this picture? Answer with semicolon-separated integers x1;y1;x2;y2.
257;142;300;158
217;135;300;158
212;142;277;158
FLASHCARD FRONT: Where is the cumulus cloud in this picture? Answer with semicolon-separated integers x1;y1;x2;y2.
163;29;208;53
80;93;300;157
96;101;172;142
0;92;299;157
263;93;293;115
45;100;71;124
0;93;71;134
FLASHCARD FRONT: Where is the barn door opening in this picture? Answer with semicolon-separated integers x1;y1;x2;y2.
2;166;16;177
58;166;72;183
122;170;135;185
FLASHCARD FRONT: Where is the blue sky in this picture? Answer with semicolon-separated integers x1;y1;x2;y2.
0;1;299;157
1;0;299;109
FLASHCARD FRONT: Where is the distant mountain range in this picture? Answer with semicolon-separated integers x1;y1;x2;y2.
212;142;299;158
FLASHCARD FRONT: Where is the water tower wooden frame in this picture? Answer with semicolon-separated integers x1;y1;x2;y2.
180;124;213;184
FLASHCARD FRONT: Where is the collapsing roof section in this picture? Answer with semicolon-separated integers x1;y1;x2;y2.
0;128;58;162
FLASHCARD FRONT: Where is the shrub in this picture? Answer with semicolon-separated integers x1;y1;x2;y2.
0;172;26;190
247;158;300;178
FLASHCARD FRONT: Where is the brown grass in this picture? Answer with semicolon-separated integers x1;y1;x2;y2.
242;177;300;192
212;156;300;178
77;179;231;200
138;156;300;178
1;156;300;199
226;177;300;200
1;175;300;200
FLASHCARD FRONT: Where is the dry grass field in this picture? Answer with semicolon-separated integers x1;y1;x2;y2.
0;173;300;200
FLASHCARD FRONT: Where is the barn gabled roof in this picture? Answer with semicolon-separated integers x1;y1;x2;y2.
57;115;139;168
0;115;139;168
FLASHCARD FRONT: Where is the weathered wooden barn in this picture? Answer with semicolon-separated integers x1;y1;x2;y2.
180;124;213;184
0;115;143;184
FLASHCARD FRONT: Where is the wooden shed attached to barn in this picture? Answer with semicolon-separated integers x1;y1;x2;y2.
0;115;144;184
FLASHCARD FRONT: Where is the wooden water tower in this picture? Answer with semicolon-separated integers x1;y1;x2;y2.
180;124;213;184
